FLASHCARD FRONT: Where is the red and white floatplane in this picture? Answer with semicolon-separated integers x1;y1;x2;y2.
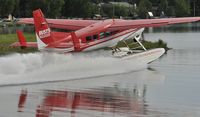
11;9;200;64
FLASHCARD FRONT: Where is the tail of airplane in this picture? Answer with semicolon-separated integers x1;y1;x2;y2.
33;9;75;51
33;9;55;50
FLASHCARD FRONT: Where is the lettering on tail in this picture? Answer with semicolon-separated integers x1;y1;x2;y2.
38;28;51;39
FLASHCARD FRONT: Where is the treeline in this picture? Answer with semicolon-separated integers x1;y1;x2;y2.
0;0;65;18
136;0;192;18
0;0;197;19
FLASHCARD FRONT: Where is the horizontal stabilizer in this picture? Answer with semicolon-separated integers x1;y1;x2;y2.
10;30;37;48
11;42;37;48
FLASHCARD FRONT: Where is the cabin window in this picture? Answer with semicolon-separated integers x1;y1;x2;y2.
100;32;105;39
105;32;111;37
99;31;119;40
93;35;98;40
86;36;92;42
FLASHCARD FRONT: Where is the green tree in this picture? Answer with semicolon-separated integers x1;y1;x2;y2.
90;0;101;4
101;4;114;17
129;0;140;5
175;0;190;17
17;0;29;17
114;5;129;18
62;0;98;18
149;0;159;4
137;0;152;19
167;6;176;17
0;0;16;17
12;0;20;17
167;0;175;6
14;0;64;18
158;0;168;15
26;0;47;17
45;0;65;18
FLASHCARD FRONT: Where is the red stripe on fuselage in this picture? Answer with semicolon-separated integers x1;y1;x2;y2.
45;28;139;52
79;28;138;51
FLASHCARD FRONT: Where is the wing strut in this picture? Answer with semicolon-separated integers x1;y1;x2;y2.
134;34;147;51
122;28;147;51
71;32;80;51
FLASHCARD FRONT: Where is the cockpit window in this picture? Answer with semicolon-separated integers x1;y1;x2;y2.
86;36;92;41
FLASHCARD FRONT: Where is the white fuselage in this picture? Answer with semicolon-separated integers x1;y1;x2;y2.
83;28;145;51
37;28;145;53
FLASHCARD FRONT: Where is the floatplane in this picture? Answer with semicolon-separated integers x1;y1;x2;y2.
12;9;200;63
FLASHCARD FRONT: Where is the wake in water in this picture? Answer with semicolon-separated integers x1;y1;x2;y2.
0;51;147;86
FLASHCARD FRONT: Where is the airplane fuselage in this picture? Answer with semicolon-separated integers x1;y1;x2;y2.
38;28;145;53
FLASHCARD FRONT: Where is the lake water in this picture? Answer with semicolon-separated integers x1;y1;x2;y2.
0;23;200;117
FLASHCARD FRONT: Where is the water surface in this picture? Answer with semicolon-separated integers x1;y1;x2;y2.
0;23;200;117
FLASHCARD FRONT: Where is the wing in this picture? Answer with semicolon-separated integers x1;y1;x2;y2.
108;17;200;31
18;17;200;31
18;18;99;30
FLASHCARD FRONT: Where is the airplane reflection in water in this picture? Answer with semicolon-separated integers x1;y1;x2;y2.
17;69;165;117
18;86;147;117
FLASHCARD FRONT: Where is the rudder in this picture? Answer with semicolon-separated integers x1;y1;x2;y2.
33;9;54;50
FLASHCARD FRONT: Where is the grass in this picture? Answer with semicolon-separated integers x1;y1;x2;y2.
0;33;37;55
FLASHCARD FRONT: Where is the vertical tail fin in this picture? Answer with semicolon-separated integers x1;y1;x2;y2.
33;9;54;50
